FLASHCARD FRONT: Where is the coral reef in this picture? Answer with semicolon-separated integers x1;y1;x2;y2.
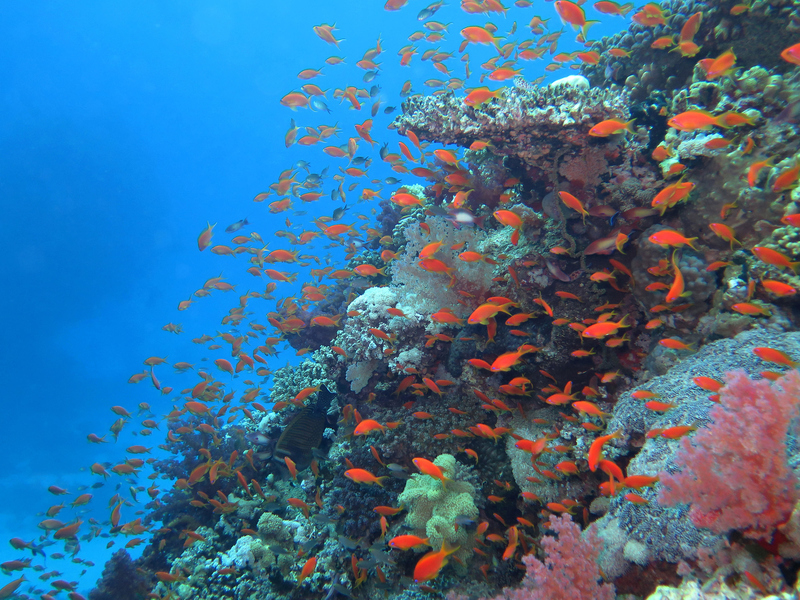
594;328;800;579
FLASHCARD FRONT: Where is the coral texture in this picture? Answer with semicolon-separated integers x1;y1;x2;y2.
489;515;615;600
658;370;800;539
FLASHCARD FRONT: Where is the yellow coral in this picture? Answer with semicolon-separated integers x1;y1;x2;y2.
397;454;478;570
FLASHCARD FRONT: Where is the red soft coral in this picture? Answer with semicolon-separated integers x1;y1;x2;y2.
488;515;615;600
658;370;800;539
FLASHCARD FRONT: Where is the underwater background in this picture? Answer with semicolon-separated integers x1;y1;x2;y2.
2;0;800;598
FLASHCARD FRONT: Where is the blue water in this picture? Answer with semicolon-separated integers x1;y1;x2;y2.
0;1;626;594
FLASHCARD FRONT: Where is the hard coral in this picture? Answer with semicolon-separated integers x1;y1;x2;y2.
659;370;800;539
89;549;154;600
393;78;629;172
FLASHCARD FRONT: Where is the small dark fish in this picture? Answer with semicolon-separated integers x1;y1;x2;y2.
351;156;367;166
296;160;311;171
369;85;381;98
362;71;377;83
269;545;288;555
454;514;476;527
384;177;401;185
386;463;408;472
383;106;396;114
325;583;353;599
332;205;348;220
331;188;340;202
609;211;620;227
305;173;324;184
293;210;307;216
379;143;389;159
310;97;331;113
356;558;377;570
262;502;283;512
338;536;359;550
301;536;324;553
225;218;249;233
311;514;336;525
418;8;433;19
368;549;395;565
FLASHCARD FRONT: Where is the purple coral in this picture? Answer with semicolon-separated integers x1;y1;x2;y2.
489;515;615;600
658;370;800;539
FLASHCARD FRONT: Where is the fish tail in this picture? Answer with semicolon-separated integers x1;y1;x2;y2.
713;114;732;129
581;20;600;37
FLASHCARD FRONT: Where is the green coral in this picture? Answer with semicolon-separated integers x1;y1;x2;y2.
256;512;295;575
397;453;478;570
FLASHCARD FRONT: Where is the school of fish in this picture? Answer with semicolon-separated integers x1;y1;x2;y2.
4;1;800;599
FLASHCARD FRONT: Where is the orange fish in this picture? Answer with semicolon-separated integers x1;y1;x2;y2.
297;556;317;585
761;279;797;297
731;302;770;316
666;251;688;303
693;376;723;392
413;541;460;583
587;430;621;471
706;261;733;272
572;401;611;421
284;457;298;481
197;222;216;251
468;302;511;325
461;25;498;45
582;317;628;339
753;347;797;367
747;158;773;187
412;457;450;488
631;390;660;400
389;534;430;550
648;229;697;250
354;419;386;436
623;474;659;489
588;119;635;137
773;160;800;193
554;0;598;36
645;400;675;411
660;425;697;439
593;1;634;15
751;246;799;271
705;49;736;80
493;210;522;246
557;191;589;223
659;338;693;351
344;468;388;486
667;110;726;131
781;42;800;65
708;223;741;248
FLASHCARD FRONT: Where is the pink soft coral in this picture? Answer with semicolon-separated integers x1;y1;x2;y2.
488;515;615;600
658;370;800;539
